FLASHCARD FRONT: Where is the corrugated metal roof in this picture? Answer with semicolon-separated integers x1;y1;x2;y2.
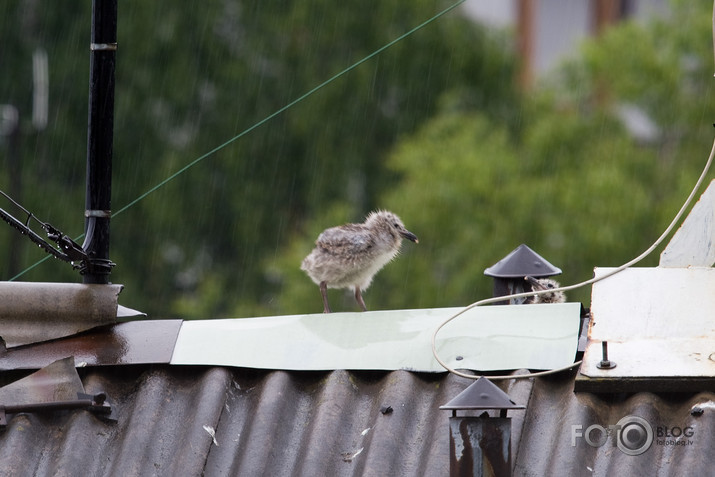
1;364;712;476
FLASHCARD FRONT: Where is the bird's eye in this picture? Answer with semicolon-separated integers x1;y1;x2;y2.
393;223;399;228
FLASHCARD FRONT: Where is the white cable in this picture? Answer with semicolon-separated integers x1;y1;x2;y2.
431;136;715;381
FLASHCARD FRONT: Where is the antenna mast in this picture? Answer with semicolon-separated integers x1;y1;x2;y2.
82;0;117;284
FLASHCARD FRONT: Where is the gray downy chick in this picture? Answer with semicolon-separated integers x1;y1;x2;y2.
525;276;566;304
301;210;418;313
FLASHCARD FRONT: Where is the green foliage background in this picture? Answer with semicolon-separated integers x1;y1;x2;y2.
1;0;713;317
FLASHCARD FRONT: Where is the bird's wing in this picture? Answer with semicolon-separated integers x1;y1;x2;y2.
316;224;375;256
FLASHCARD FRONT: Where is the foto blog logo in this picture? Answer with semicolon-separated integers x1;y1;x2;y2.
571;415;654;456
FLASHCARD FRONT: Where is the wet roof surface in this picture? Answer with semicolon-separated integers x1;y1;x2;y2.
0;364;712;477
0;321;182;371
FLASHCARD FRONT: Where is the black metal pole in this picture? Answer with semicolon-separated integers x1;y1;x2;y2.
82;0;117;284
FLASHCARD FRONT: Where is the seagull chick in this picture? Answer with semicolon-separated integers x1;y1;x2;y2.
301;210;418;313
525;276;566;304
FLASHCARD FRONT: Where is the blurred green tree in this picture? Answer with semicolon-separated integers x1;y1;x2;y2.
0;1;516;317
272;0;715;313
3;0;712;317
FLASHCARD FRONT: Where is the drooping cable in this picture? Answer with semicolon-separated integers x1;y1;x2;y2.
431;136;715;381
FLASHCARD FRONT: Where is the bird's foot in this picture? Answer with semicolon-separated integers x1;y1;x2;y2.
355;287;368;312
320;281;332;313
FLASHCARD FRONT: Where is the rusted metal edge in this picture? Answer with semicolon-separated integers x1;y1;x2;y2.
0;357;117;425
0;320;183;371
574;373;715;393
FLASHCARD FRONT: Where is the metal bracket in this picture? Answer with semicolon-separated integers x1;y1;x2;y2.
0;190;98;271
0;392;117;428
44;223;89;262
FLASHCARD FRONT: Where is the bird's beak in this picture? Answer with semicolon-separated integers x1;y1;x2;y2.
524;276;543;290
400;229;418;243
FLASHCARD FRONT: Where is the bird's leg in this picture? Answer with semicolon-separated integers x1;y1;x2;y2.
355;287;368;312
320;281;332;313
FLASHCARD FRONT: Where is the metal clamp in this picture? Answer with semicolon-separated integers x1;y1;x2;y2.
90;43;117;51
85;209;111;218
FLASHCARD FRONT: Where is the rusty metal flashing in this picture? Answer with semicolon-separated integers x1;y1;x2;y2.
0;320;182;371
0;357;116;427
0;282;122;348
0;357;82;402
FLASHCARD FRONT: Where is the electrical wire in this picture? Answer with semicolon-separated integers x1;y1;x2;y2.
9;0;468;281
431;136;715;381
111;0;467;220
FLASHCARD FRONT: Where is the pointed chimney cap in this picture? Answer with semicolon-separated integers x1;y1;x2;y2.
484;244;562;278
440;377;525;411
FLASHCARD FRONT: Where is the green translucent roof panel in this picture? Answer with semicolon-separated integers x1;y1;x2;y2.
171;303;582;372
